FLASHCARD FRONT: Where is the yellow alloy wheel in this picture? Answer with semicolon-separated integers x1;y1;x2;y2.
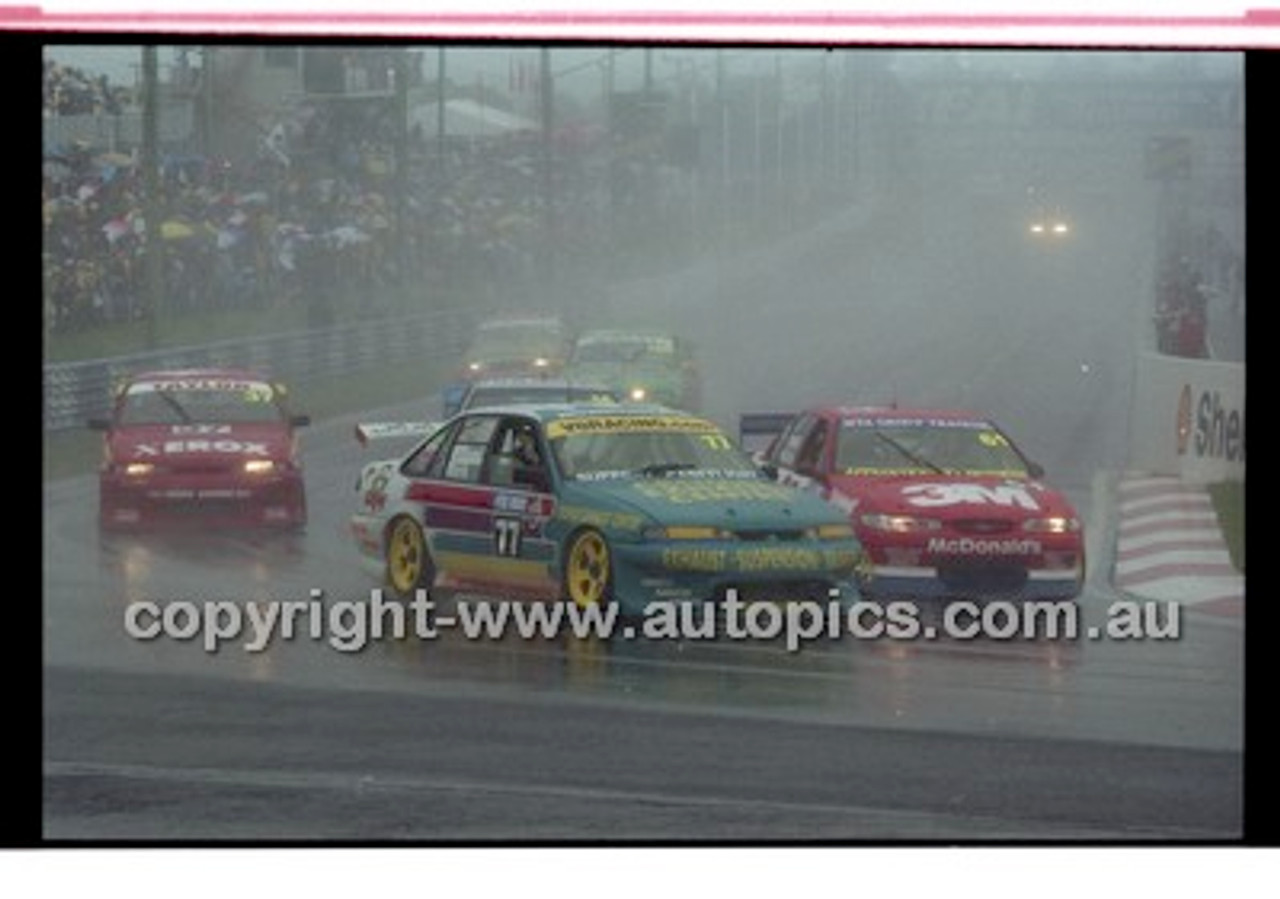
386;516;429;597
564;529;612;608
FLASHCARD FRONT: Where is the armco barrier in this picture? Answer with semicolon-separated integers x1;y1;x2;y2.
43;308;475;432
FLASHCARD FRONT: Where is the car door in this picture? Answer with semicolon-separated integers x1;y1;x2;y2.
400;413;502;592
481;415;559;597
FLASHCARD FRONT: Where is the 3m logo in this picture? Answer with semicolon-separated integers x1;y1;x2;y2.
903;483;1040;511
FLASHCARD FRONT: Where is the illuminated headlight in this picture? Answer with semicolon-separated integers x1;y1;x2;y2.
1023;516;1081;534
807;523;856;540
244;460;278;475
629;387;648;402
1029;223;1045;234
468;361;483;372
123;462;154;477
533;357;550;368
859;513;941;534
643;525;728;541
1052;222;1070;234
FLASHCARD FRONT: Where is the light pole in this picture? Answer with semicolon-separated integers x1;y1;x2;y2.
141;45;163;350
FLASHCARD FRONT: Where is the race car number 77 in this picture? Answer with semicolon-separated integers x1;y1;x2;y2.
495;517;522;556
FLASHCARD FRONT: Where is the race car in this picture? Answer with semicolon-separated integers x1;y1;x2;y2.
89;368;310;530
742;406;1084;602
1027;204;1072;239
350;403;863;615
456;315;571;381
561;329;700;411
355;377;621;446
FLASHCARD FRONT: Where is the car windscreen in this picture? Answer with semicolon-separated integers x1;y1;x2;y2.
117;381;285;425
836;419;1030;477
570;336;674;364
546;416;758;480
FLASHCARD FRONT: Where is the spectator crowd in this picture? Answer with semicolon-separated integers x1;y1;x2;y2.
42;60;627;337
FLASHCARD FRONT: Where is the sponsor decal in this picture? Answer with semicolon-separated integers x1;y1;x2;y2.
1176;385;1193;456
927;537;1043;556
134;440;271;457
735;547;823;572
662;548;728;572
633;479;795;505
546;415;719;438
135;379;273;396
1178;386;1245;463
170;424;233;435
903;482;1041;511
363;470;390;512
661;545;843;573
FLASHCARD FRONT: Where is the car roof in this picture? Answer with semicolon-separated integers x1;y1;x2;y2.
465;377;611;391
476;316;564;330
573;328;674;342
456;401;702;422
824;406;993;424
127;367;273;384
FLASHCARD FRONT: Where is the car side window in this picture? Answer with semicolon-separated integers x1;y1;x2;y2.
401;422;456;479
796;418;829;474
441;415;500;483
775;414;814;469
486;417;549;491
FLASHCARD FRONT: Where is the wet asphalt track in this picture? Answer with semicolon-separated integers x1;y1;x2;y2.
43;150;1244;841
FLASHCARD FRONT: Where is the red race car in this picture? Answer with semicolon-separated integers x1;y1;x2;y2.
89;368;310;531
741;407;1084;602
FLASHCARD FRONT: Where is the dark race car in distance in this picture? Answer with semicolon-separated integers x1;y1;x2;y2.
456;315;571;381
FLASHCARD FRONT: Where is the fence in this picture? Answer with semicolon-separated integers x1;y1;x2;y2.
43;308;476;432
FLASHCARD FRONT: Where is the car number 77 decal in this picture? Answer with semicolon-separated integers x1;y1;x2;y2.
495;517;523;556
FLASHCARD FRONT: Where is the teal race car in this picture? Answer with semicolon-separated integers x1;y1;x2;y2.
350;403;863;617
562;329;701;411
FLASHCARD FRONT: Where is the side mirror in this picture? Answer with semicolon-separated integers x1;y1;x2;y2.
87;417;112;431
290;414;311;428
1026;461;1045;480
759;463;779;481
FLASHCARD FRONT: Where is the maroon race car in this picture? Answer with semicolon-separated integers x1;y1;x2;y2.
741;406;1085;602
89;368;309;531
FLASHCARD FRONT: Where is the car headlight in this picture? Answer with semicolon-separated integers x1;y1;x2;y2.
859;513;941;534
629;387;648;402
468;361;483;372
1052;222;1070;234
1023;516;1080;534
123;462;154;477
244;460;278;475
807;523;856;540
533;357;549;368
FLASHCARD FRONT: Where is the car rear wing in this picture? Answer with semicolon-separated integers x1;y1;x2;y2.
737;412;795;456
354;421;439;447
